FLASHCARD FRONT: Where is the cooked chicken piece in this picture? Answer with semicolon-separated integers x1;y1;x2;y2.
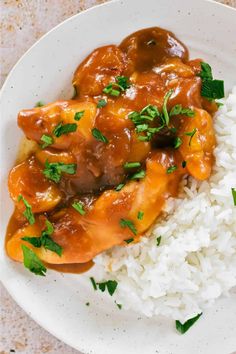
178;108;216;180
8;157;62;213
18;100;97;149
7;151;181;264
73;45;127;97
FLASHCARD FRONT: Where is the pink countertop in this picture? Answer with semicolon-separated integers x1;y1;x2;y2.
1;0;235;353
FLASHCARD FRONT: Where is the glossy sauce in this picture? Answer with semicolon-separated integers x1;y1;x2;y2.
6;27;217;273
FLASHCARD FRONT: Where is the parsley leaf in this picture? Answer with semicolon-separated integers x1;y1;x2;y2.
92;128;109;143
129;170;146;180
115;301;122;309
173;137;182;149
43;160;77;183
17;195;35;225
176;313;202;334
35;101;44;107
124;162;141;169
74;111;84;121
201;79;224;99
90;277;97;290
185;128;197;146
162;89;173;126
198;62;213;80
119;218;137;235
40;134;53;149
53;122;77;137
167;165;177;174
22;220;62;257
97;99;107;108
115;183;125;191
72;201;86;215
124;238;134;244
103;76;130;97
137;211;144;220
21;245;47;276
116;76;130;90
170;105;195;117
182;160;187;168
97;280;118;296
231;188;236;206
156;236;162;246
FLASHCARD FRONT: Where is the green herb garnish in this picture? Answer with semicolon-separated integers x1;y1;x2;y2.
129;170;146;180
53;122;77;137
170;105;195;117
86;302;90;306
173;137;182;149
72;201;86;215
124;238;134;244
185;128;197;146
166;165;177;174
115;183;125;191
43;160;77;183
40;134;54;149
198;62;224;100
162;89;173;126
21;245;47;276
92;128;109;143
90;277;97;290
116;76;130;90
115;301;122;309
22;219;62;256
97;280;118;296
231;188;236;206
156;236;162;246
97;99;107;108
120;218;137;235
176;313;202;334
17;194;35;225
74;111;85;121
182;160;187;168
124;162;141;169
137;211;144;220
35;101;44;107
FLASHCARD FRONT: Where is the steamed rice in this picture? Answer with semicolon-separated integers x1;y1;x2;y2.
93;87;236;323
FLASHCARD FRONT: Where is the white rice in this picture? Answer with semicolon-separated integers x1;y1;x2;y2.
93;87;236;323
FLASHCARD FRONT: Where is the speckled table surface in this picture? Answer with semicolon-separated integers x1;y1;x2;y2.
0;0;236;353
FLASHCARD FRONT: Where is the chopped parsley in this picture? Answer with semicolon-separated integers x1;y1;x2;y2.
103;76;130;97
176;313;202;334
182;160;187;168
43;160;77;183
86;302;90;306
162;89;173;126
40;134;54;149
21;245;47;276
115;301;122;309
119;218;137;235
198;62;224;100
170;104;195;117
92;128;109;143
173;137;182;149
124;238;134;244
167;165;177;174
97;99;107;108
90;277;97;290
74;111;84;121
231;188;236;206
129;170;146;180
17;194;35;225
72;201;86;215
53;122;77;137
124;162;141;169
22;219;62;256
156;236;162;246
185;128;197;146
137;211;144;220
35;101;44;107
115;183;125;191
97;280;118;296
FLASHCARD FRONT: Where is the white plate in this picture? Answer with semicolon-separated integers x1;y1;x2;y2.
1;0;236;353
